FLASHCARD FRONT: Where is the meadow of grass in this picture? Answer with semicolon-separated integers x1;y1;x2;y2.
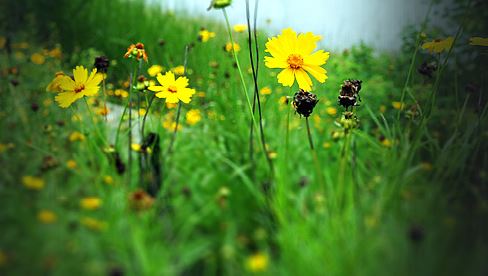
0;0;487;275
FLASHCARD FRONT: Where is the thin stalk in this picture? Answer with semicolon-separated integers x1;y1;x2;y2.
83;98;107;145
141;94;156;137
102;77;108;122
305;117;314;150
166;102;182;156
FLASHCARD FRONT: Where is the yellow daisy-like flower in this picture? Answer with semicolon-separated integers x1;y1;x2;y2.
224;42;241;53
469;37;488;47
31;53;45;65
80;197;102;210
22;176;45;190
171;65;186;76
198;29;216;43
264;28;329;91
147;65;164;77
55;66;103;108
245;252;268;272
260;86;272;95
46;72;66;93
148;71;196;104
421;37;454;53
186;109;202;125
233;24;247;33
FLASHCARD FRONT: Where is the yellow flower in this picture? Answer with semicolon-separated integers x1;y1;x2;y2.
246;252;268;272
323;142;331;149
264;28;329;91
209;0;232;9
124;42;148;62
80;217;107;231
148;65;164;77
166;102;178;109
186;109;202;125
381;138;393;147
326;107;337;116
131;143;142;152
69;131;85;142
469;37;488;46
198;29;216;42
46;72;66;93
103;175;114;185
260;86;272;95
392;101;404;110
171;65;186;76
421;37;454;53
38;210;57;224
225;42;241;53
22;176;45;190
114;89;129;98
66;159;77;169
55;66;103;108
48;47;62;59
233;24;247;33
0;36;5;49
80;197;102;210
148;71;196;104
31;53;45;65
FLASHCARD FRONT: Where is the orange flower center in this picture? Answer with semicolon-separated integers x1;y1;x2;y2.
74;84;85;93
168;85;178;93
287;54;304;69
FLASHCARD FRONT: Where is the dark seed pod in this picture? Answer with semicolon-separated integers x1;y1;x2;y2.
94;56;109;73
417;61;437;78
338;79;362;109
292;89;318;117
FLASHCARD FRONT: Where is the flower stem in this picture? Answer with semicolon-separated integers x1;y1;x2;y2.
166;102;182;156
141;94;156;138
305;117;314;150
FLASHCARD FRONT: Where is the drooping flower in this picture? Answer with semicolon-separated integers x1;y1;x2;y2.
264;28;329;91
148;71;196;104
54;66;103;108
198;28;216;43
46;72;66;93
421;37;454;53
148;65;164;77
124;42;148;62
233;24;247;33
469;37;488;46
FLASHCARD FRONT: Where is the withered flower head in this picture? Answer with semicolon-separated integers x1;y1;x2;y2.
417;61;437;78
124;42;148;62
129;189;154;211
94;56;110;73
292;89;319;117
338;79;362;109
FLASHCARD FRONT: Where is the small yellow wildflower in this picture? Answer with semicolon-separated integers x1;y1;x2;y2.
421;37;454;53
138;108;147;116
22;176;44;190
69;131;85;142
148;65;164;77
186;109;202;125
225;42;241;53
163;120;183;131
38;210;57;224
80;217;107;231
268;151;278;159
245;252;268;272
197;91;206;97
381;138;393;147
31;53;45;65
469;37;488;47
66;160;77;169
80;197;102;210
114;89;129;98
46;72;66;93
265;28;329;91
48;47;62;59
131;143;142;152
55;66;103;108
323;142;331;149
326;107;337;116
103;175;114;185
208;0;232;10
392;101;404;110
124;42;148;62
233;24;247;33
198;29;216;43
259;86;272;95
171;65;186;76
148;71;196;104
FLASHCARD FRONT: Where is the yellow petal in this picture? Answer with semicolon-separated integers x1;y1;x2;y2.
296;32;322;56
73;66;88;83
148;85;164;92
264;56;288;69
175;76;189;89
166;93;179;103
59;76;76;91
294;69;312;91
55;92;83;108
157;71;176;86
304;50;329;66
302;65;328;83
277;68;295;87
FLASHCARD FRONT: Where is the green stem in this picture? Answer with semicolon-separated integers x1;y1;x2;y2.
305;117;314;150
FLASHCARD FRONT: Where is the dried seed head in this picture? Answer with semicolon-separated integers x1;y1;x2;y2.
338;79;362;109
417;61;437;78
94;56;109;73
292;89;319;117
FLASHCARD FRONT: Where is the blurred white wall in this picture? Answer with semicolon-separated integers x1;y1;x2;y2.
154;0;432;51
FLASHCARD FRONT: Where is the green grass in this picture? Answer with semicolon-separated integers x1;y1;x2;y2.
0;0;487;275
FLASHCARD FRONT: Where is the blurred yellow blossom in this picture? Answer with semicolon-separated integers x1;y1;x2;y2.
233;24;247;33
66;160;77;169
186;109;202;125
103;175;114;185
225;42;241;53
46;72;66;93
198;28;216;42
391;101;404;110
379;105;386;113
469;37;488;46
80;197;102;210
31;53;45;65
131;143;142;152
114;89;129;98
148;65;164;77
421;37;454;53
69;131;85;142
138;108;147;116
246;252;268;272
326;107;337;116
260;86;272;95
420;162;433;171
0;143;15;153
323;142;331;149
22;176;45;190
171;65;185;75
38;210;57;224
80;217;107;231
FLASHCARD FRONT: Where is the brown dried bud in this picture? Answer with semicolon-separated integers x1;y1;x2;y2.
292;89;318;117
338;79;362;109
